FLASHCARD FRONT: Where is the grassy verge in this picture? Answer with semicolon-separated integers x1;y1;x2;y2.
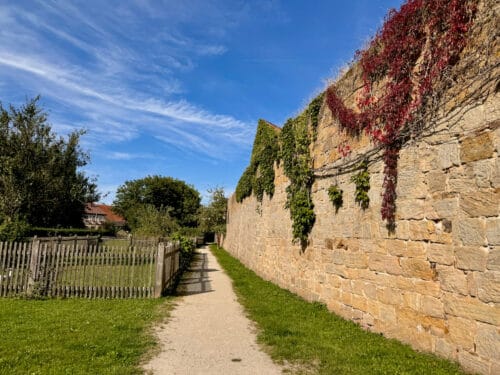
210;244;464;375
0;298;171;374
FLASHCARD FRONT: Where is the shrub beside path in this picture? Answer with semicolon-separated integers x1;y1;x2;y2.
143;245;282;375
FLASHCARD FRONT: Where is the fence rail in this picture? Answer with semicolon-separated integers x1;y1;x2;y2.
0;239;184;299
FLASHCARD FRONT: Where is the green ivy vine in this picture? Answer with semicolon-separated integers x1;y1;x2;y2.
280;112;315;244
328;185;343;211
235;120;279;203
351;161;370;209
235;93;325;244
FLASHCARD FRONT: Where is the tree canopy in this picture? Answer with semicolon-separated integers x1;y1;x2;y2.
113;175;201;234
198;187;227;235
0;97;98;228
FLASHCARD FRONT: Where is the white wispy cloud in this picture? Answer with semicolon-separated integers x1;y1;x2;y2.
0;1;253;160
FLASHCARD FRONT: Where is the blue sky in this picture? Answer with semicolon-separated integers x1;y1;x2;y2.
0;0;404;204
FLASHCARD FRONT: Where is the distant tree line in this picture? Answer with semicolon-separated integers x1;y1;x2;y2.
112;177;227;238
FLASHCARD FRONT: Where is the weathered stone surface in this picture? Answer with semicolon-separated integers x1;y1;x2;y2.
460;132;495;163
486;218;500;245
472;159;495;188
437;265;468;295
476;271;500;303
488;247;500;271
368;253;402;275
427;243;454;265
435;338;457;360
426;170;447;193
432;197;459;219
443;294;500;325
455;218;486;246
396;199;425;220
437;142;460;169
458;351;491;375
460;190;499;217
476;323;500;360
396;170;427;199
455;246;489;271
448;316;476;350
420;295;444;318
401;258;435;280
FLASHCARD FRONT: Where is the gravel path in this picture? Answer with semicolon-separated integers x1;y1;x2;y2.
143;246;283;375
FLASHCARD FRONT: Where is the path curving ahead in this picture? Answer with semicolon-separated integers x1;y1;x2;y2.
143;246;282;375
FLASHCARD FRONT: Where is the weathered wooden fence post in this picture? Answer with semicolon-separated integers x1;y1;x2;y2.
154;242;166;298
27;238;41;296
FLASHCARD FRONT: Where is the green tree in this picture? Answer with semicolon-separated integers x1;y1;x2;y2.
0;97;98;228
132;204;179;237
198;187;227;235
113;175;201;230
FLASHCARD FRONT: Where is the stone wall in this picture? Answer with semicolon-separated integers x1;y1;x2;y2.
224;1;499;373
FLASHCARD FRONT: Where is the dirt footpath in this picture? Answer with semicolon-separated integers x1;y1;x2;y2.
143;246;282;375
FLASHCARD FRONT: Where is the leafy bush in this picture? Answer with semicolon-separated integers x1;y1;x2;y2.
0;217;30;241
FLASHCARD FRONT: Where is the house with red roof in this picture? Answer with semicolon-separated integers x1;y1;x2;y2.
83;203;126;229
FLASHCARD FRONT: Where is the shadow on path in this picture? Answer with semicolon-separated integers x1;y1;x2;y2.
175;251;216;296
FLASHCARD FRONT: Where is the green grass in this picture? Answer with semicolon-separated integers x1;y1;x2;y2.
0;298;171;374
210;245;464;375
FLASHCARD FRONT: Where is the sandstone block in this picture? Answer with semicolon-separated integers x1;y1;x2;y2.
437;265;468;295
426;170;447;193
435;338;457;360
427;243;454;265
431;197;460;219
401;258;435;280
456;246;489;271
437;142;460;169
460;190;499;217
472;159;495;188
386;239;407;257
344;253;368;269
417;145;438;172
455;218;486;246
475;322;500;361
412;279;441;297
460;132;495;163
402;292;421;310
363;282;377;299
397;170;428;199
377;287;403;306
488;247;500;271
467;272;478;297
406;241;427;258
420;295;444;318
447;316;476;350
368;253;402;275
396;199;425;220
458;351;491;375
486;218;500;245
443;294;500;325
476;271;500;303
378;303;397;323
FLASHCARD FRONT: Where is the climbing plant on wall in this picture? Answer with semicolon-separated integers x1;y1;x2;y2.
280;113;315;244
235;120;280;203
326;0;477;227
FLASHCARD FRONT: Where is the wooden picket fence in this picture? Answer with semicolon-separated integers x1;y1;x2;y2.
0;239;184;299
